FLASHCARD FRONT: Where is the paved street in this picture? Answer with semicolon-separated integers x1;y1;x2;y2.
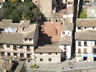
25;59;96;72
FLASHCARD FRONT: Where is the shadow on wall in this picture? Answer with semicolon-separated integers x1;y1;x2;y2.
38;25;52;46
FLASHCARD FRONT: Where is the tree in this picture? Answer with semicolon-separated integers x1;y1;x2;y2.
78;0;84;18
2;1;41;23
8;10;21;22
71;0;78;58
8;0;18;3
80;10;87;18
17;4;28;13
22;8;41;23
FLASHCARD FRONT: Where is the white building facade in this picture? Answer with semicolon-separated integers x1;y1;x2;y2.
59;22;73;60
75;19;96;62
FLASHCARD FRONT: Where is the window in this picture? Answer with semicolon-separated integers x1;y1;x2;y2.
27;47;30;51
23;28;24;30
7;52;10;56
93;49;96;54
49;19;51;22
0;43;3;48
84;48;87;54
13;45;17;50
84;41;87;46
40;58;43;61
20;53;24;57
27;54;31;58
20;45;23;49
1;52;4;56
95;41;96;45
64;45;67;51
56;19;58;22
62;32;65;35
55;53;58;55
14;53;17;56
61;23;63;25
49;53;51;55
78;27;81;30
35;1;37;3
29;39;32;41
78;48;81;53
25;38;27;41
7;45;10;48
48;58;52;61
84;27;86;29
78;41;81;46
40;53;42;55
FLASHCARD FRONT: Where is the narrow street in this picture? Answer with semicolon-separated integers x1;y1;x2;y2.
25;59;96;72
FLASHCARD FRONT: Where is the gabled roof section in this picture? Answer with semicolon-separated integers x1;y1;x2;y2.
76;18;96;27
59;36;72;45
35;46;61;53
75;30;96;40
19;20;30;28
24;31;35;38
0;32;23;44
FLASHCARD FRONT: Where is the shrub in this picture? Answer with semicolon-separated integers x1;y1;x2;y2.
30;64;39;69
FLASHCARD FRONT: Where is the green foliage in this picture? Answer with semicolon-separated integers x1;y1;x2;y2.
8;10;21;22
22;7;41;22
2;1;41;23
95;0;96;2
80;9;87;18
8;0;18;3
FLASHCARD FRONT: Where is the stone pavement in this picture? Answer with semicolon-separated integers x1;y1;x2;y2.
25;59;96;72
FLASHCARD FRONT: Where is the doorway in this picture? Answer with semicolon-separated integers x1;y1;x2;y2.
83;57;87;61
93;57;96;61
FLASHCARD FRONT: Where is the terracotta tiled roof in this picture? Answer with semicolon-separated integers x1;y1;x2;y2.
76;19;96;27
35;46;61;53
75;30;96;40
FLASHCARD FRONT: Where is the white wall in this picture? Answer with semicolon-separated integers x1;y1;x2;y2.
76;40;96;62
59;45;71;60
35;52;61;63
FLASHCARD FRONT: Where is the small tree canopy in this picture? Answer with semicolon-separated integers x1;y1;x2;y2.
2;1;41;23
